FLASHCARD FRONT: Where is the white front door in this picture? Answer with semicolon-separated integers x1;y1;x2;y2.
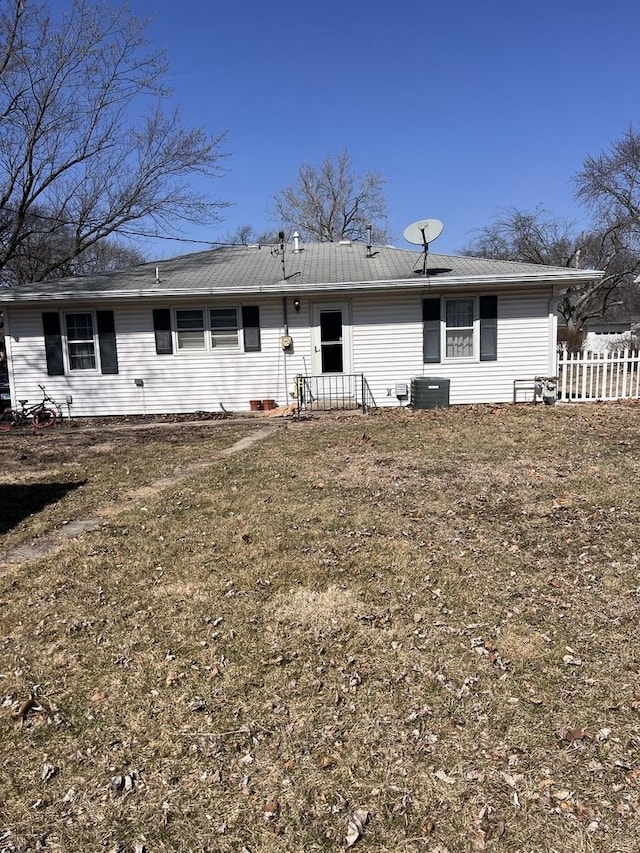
311;302;351;375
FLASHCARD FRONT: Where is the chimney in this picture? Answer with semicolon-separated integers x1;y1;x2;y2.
293;231;301;253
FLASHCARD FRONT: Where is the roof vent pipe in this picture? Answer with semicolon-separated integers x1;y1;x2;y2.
293;231;300;253
366;224;373;257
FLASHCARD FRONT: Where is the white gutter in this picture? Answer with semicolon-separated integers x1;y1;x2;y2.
0;269;605;303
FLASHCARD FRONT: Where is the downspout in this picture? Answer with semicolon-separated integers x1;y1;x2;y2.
282;295;288;401
3;309;15;407
548;286;561;377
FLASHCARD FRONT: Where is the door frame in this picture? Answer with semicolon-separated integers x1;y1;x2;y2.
310;301;352;375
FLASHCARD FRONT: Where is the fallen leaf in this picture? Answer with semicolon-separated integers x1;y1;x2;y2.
12;694;42;724
552;493;573;508
501;771;524;787
345;809;370;847
559;727;594;743
470;804;492;850
625;767;640;785
263;799;280;821
553;789;571;800
434;769;456;784
319;754;337;769
41;763;56;783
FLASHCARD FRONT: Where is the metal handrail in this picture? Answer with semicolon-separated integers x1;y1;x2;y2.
293;373;377;414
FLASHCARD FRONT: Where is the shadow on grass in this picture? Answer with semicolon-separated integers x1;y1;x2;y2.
0;481;87;534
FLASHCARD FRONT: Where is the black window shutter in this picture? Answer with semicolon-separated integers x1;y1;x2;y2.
153;308;173;354
42;312;65;376
97;310;119;374
422;298;441;363
242;306;261;352
479;295;498;362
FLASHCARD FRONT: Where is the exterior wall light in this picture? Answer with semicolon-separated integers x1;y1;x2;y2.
293;298;301;313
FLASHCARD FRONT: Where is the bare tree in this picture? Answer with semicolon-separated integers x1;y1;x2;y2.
0;0;227;285
217;224;263;245
2;205;148;282
463;205;640;331
575;128;640;241
214;224;280;247
272;151;388;243
63;240;146;276
462;206;582;266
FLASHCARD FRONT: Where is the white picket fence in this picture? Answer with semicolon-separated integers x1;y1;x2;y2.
556;348;640;402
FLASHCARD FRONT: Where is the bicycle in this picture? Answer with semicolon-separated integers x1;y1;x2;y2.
0;385;62;431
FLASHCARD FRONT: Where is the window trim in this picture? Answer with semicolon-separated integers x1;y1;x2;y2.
444;296;476;361
209;306;239;349
169;305;260;355
64;310;99;372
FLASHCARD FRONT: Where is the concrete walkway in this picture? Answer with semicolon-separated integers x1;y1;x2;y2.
1;424;280;568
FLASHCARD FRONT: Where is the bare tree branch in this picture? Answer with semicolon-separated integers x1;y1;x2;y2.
272;151;388;243
0;0;228;284
462;205;640;330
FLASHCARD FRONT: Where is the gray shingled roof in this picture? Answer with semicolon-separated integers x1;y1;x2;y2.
0;241;603;302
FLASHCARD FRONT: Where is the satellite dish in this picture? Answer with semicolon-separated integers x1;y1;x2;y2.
403;218;444;246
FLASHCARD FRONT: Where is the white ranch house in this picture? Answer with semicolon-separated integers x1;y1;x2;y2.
0;240;602;416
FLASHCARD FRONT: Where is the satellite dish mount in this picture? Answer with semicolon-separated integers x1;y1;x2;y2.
403;218;444;275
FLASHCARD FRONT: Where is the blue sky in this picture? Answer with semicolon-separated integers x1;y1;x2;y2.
123;0;640;258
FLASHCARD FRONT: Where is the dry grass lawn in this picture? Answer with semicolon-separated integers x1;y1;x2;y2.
1;404;640;852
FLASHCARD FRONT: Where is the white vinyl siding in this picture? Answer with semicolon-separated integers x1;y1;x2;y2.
3;286;557;415
3;300;290;416
351;289;555;406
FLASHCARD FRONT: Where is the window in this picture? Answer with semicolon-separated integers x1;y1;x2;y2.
242;306;261;352
43;311;119;375
445;298;474;358
423;296;497;363
210;308;238;347
157;306;262;354
43;312;65;376
153;309;173;355
479;296;497;362
176;309;205;350
66;312;96;370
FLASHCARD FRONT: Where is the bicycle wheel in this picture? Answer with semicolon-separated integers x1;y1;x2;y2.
32;407;57;428
0;408;18;430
